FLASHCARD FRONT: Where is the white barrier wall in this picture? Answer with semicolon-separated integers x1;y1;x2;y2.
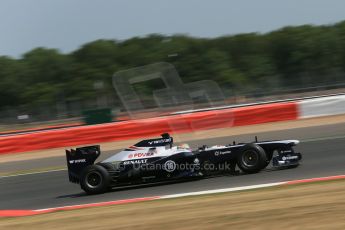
299;95;345;118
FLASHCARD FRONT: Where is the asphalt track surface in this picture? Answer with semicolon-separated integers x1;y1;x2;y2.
1;123;345;210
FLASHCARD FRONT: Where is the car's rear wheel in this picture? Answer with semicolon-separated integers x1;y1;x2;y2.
80;165;110;194
237;144;267;173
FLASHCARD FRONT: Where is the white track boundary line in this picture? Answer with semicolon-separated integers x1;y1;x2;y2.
2;174;345;217
0;168;66;179
160;182;284;199
34;182;283;213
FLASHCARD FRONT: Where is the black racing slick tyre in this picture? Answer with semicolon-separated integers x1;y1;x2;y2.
237;144;267;174
80;165;110;194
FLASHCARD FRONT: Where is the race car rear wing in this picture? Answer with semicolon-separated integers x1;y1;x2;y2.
66;145;100;183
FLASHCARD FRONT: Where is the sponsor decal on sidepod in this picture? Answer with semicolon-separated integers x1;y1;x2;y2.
69;159;86;164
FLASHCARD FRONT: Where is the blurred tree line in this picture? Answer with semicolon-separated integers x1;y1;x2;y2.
1;21;345;111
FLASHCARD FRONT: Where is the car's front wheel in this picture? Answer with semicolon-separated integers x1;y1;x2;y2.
237;144;267;173
80;165;110;194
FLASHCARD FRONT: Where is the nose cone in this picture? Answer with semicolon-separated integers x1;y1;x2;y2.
289;140;300;145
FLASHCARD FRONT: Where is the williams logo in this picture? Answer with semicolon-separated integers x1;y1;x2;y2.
282;156;298;160
69;159;86;164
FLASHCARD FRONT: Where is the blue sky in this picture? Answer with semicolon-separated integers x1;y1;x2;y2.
1;0;345;57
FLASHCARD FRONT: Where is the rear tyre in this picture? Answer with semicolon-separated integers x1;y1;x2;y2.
80;165;110;194
237;144;267;173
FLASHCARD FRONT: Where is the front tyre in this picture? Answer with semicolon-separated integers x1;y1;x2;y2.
237;144;267;173
80;165;110;194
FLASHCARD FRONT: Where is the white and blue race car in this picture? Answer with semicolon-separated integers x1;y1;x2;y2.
66;133;302;194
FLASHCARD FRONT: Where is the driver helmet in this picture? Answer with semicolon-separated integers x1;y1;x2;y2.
178;143;190;150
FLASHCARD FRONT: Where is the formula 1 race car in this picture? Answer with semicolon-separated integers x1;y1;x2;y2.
66;133;302;194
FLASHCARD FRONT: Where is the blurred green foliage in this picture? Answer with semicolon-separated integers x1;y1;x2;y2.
1;21;345;109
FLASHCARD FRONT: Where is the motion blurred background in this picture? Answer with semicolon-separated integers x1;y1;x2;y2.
1;0;345;131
